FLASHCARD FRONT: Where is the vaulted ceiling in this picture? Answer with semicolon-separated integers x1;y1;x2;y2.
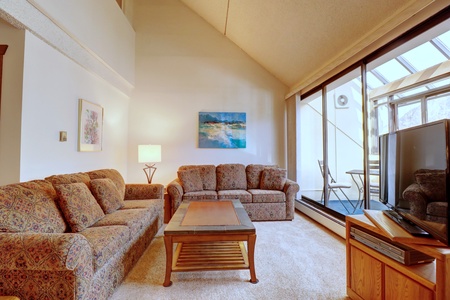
179;0;440;96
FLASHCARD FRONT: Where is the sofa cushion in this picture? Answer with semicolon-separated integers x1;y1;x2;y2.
0;180;67;233
55;183;105;233
246;164;277;189
92;208;151;237
217;190;252;203
87;169;126;199
80;225;130;272
179;165;216;190
182;190;218;201
260;168;287;191
249;189;286;203
45;172;91;188
90;178;124;214
216;164;247;190
178;168;203;192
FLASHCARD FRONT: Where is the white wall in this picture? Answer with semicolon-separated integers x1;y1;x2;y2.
127;0;288;185
0;21;25;184
19;32;129;181
29;0;135;86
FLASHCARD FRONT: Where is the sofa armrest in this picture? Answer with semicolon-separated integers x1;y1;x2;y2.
0;233;93;273
124;183;164;200
402;183;428;219
166;179;184;218
283;179;300;220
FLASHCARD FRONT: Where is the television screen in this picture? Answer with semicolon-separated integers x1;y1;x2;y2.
379;119;450;245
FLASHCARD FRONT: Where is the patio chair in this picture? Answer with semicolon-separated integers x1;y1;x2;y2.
318;160;355;213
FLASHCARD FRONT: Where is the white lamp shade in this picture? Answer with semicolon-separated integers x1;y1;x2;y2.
138;145;161;163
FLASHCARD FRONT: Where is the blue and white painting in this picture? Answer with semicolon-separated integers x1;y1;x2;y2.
199;112;246;148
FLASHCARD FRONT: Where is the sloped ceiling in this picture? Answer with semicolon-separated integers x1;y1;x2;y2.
179;0;436;95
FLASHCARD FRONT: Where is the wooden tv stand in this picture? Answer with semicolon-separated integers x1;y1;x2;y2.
346;211;450;300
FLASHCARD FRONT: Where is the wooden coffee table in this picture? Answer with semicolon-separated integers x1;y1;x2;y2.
163;200;258;286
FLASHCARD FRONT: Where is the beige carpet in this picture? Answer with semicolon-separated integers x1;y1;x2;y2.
109;211;350;300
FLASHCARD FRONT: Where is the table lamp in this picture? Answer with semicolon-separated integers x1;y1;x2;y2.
138;144;161;184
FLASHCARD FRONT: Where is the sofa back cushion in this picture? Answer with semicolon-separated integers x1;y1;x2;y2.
87;169;126;199
0;180;67;233
55;183;105;232
45;172;91;188
216;164;247;190
260;168;287;191
90;178;125;213
246;164;278;189
178;168;204;192
179;165;216;190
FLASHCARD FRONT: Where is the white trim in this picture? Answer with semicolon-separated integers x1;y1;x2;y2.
295;200;346;239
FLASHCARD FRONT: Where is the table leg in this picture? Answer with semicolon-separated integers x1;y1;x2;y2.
163;235;173;287
248;234;258;284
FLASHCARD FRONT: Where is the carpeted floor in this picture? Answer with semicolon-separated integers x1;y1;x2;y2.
109;211;350;300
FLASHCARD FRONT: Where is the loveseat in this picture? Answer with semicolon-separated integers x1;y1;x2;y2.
0;169;164;300
166;164;299;221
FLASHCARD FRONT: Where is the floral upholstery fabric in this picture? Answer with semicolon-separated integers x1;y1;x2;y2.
0;169;164;300
80;225;130;272
167;164;300;222
249;189;285;203
87;169;126;199
182;190;218;201
178;168;203;192
0;233;93;300
121;199;158;210
218;190;252;203
90;178;124;214
243;202;286;221
124;183;164;200
92;208;151;238
179;165;216;190
55;183;105;233
45;172;91;188
216;164;247;190
260;168;287;191
246;164;277;189
0;180;67;233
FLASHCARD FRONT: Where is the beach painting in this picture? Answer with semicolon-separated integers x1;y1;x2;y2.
199;112;246;148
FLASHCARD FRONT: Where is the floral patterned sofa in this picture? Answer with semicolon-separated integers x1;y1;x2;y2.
166;164;299;221
0;169;164;300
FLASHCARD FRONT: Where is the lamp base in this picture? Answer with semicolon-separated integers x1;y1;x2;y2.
143;164;157;184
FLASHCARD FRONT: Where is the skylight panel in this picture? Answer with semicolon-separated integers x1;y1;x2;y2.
402;42;446;71
373;60;410;82
366;72;384;90
436;31;450;53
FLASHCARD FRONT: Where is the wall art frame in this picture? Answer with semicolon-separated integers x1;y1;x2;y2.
198;112;246;148
78;99;103;152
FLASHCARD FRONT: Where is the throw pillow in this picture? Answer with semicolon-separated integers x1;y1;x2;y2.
178;168;203;193
90;178;125;214
260;168;287;191
55;182;105;232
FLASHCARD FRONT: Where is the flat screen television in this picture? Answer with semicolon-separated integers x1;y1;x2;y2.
379;119;450;245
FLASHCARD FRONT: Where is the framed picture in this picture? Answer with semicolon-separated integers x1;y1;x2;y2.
199;112;246;148
78;99;103;152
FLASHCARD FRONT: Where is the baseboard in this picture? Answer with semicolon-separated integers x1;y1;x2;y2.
295;200;346;239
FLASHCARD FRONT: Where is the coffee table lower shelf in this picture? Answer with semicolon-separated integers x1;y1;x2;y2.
173;241;249;271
